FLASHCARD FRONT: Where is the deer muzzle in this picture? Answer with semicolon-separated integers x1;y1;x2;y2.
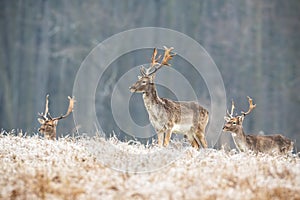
129;86;136;93
222;124;229;131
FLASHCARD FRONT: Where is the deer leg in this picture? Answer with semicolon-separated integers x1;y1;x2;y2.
198;132;207;148
191;137;200;149
157;130;164;147
196;130;208;148
164;128;173;147
186;132;199;150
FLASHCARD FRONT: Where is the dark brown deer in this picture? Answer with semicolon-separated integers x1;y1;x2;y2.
38;95;75;139
223;96;294;154
129;47;209;149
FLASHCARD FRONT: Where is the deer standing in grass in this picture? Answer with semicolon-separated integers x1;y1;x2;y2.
129;47;209;149
38;95;75;139
223;96;294;154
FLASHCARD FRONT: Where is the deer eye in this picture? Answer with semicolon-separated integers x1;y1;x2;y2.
232;121;236;125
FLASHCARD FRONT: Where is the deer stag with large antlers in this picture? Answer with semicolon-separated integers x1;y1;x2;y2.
130;47;209;149
38;95;75;139
223;96;294;154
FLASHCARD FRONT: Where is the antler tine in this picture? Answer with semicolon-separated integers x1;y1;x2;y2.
150;48;161;68
139;48;158;76
52;96;75;121
45;94;49;118
144;48;161;75
161;46;175;66
38;112;47;120
226;99;235;118
140;65;147;76
241;96;256;116
38;94;50;120
230;99;235;117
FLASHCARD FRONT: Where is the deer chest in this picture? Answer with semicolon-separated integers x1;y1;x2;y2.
232;135;249;152
147;106;169;131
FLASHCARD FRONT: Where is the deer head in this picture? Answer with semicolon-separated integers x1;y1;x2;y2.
223;96;256;132
38;95;75;139
129;46;176;93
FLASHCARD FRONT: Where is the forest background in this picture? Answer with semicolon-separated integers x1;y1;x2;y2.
0;0;299;150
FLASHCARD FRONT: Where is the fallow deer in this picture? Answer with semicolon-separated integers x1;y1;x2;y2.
129;47;209;149
223;96;294;154
38;94;75;139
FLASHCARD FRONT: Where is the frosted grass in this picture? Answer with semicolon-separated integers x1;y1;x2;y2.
0;132;299;199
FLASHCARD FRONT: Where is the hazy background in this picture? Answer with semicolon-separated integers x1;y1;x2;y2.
0;0;299;149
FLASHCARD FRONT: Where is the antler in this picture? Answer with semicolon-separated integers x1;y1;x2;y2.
52;96;75;121
38;94;50;120
226;99;235;118
151;48;161;67
141;46;176;76
161;46;175;66
140;48;161;75
241;96;256;116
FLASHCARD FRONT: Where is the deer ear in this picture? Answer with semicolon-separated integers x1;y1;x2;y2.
224;116;230;122
138;75;142;79
150;73;156;81
238;116;244;124
38;118;45;124
53;120;58;125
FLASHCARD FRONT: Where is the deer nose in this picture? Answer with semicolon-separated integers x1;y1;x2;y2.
129;86;135;92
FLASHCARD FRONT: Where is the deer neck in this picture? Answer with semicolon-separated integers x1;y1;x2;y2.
231;126;249;152
142;84;163;111
142;84;161;106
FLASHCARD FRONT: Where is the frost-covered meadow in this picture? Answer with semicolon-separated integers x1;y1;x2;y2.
0;132;299;200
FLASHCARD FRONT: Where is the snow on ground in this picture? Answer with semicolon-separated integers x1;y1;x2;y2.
0;133;299;200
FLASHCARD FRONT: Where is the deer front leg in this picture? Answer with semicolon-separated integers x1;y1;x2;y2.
157;130;164;147
191;138;200;149
164;128;173;147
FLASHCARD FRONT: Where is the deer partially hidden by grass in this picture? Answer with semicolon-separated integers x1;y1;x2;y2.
38;95;75;139
223;96;294;155
129;47;209;149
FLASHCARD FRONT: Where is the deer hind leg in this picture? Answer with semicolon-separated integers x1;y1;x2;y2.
195;128;208;148
185;131;200;150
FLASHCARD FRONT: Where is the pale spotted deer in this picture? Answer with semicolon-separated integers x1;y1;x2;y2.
223;96;294;154
129;47;209;149
38;94;75;139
